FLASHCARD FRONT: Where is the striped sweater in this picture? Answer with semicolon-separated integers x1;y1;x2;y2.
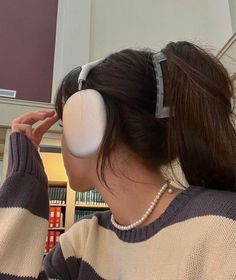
0;132;235;280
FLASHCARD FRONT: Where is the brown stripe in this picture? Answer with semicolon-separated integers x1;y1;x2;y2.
92;186;236;242
0;172;49;219
0;272;39;280
7;133;47;185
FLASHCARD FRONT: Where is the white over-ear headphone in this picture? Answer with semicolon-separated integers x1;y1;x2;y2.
63;53;167;158
63;58;106;158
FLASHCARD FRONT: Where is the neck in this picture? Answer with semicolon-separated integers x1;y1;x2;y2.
95;148;181;228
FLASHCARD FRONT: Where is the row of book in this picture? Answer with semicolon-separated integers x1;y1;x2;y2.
75;190;107;206
49;206;64;228
74;209;97;221
48;187;66;204
45;230;61;253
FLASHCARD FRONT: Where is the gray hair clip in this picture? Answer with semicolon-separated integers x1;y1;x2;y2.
152;52;170;118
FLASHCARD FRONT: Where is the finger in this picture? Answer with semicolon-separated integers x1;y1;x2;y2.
14;113;48;126
33;113;59;143
13;110;55;126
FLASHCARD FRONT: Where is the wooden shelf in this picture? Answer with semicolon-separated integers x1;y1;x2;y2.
48;181;67;186
75;204;109;209
49;203;67;207
48;227;65;231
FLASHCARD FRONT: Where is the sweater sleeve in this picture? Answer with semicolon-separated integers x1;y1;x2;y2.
0;133;70;279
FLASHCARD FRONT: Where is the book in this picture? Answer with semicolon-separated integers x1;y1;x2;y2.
44;232;49;253
48;188;51;204
55;231;60;245
56;188;59;204
63;188;66;204
48;231;55;252
74;209;97;222
49;207;56;228
48;186;67;205
75;190;107;207
60;188;64;204
60;212;64;228
55;207;61;228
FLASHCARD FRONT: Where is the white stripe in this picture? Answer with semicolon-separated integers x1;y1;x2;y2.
61;215;236;280
0;207;48;277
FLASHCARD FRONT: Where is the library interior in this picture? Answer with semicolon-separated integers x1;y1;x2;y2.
0;1;235;279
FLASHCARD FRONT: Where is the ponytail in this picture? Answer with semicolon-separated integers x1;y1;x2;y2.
163;42;235;191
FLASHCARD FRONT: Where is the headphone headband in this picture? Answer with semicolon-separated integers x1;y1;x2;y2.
78;58;105;90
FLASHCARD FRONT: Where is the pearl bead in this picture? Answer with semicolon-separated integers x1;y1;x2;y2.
168;188;173;193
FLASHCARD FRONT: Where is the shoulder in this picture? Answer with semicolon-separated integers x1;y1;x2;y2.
172;186;236;225
59;210;111;258
192;187;236;221
62;210;111;239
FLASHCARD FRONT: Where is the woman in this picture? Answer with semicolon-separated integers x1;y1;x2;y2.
0;41;235;279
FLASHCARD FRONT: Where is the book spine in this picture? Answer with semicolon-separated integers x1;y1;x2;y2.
44;232;49;253
82;192;84;205
60;211;64;228
63;188;66;204
49;207;55;228
48;188;51;204
96;190;98;205
55;231;60;245
58;188;61;204
90;190;93;205
51;188;54;204
57;188;59;204
76;192;79;205
55;207;61;228
48;231;55;252
55;187;58;204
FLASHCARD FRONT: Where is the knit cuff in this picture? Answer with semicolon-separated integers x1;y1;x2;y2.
7;132;48;184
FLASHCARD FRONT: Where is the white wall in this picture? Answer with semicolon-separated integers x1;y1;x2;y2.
51;0;91;103
229;0;236;33
90;0;233;60
0;160;2;181
206;0;233;48
50;0;234;101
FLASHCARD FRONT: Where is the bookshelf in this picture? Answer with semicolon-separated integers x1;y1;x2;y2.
44;184;109;254
74;189;109;222
45;182;67;253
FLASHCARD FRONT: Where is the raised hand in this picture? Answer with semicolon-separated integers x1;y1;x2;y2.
11;110;59;149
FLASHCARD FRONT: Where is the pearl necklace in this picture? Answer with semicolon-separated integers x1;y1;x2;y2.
111;182;173;231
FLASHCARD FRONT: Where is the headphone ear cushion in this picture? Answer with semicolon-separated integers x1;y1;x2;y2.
63;89;107;157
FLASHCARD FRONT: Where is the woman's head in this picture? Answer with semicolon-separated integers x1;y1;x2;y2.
56;41;235;192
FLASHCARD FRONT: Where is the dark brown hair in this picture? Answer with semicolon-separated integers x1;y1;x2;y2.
55;41;235;192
